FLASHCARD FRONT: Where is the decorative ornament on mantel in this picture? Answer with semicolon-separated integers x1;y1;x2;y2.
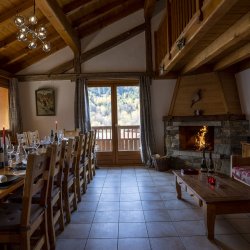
14;0;51;52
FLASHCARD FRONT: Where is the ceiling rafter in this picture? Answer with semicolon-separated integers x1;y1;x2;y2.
144;0;157;19
49;23;146;74
62;0;92;14
182;12;250;74
0;1;33;25
77;0;144;38
72;0;124;28
36;0;80;54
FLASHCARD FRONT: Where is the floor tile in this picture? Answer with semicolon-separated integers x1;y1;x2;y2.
168;208;203;221
97;201;119;211
99;193;120;201
150;237;185;250
78;202;98;212
120;193;140;201
215;234;250;250
141;200;166;210
119;211;145;222
181;236;220;250
85;239;117;250
56;239;86;250
94;211;119;222
71;211;95;224
227;218;250;233
146;222;178;237
143;209;171;222
173;220;206;236
119;223;148;238
118;238;150;250
120;201;142;210
89;223;118;238
140;192;162;201
164;199;195;209
58;224;91;239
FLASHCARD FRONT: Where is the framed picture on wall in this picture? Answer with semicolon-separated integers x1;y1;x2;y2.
35;88;55;116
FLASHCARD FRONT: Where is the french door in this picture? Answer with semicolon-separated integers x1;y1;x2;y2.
88;80;142;166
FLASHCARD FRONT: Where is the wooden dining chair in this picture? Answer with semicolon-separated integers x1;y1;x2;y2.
61;139;78;223
0;151;52;250
26;130;40;146
46;143;65;250
16;132;29;145
63;128;80;138
74;134;88;202
83;131;91;184
88;130;97;180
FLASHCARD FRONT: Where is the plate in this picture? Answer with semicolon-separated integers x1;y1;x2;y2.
0;175;21;187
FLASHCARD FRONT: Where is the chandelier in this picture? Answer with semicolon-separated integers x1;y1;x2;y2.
14;0;51;52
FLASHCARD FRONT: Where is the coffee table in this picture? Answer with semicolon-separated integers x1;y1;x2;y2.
172;170;250;240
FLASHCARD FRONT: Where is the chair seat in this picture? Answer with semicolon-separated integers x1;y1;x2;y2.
0;203;44;231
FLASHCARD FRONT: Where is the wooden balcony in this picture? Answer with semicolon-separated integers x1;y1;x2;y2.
92;125;140;152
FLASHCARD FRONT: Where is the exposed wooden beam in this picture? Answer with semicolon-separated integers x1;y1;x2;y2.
0;1;33;25
50;23;146;74
162;0;239;73
72;0;124;28
0;69;13;79
144;0;157;19
36;0;80;53
145;20;153;75
214;43;250;71
182;12;250;74
63;0;92;14
17;72;147;82
77;0;144;38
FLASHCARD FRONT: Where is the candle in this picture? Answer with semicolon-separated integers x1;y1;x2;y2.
2;126;5;146
55;121;58;131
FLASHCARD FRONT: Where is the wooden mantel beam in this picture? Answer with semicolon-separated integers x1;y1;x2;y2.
36;0;80;54
214;43;250;71
182;12;250;74
162;0;238;73
144;0;157;19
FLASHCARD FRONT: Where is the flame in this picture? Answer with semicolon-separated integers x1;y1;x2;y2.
195;126;208;150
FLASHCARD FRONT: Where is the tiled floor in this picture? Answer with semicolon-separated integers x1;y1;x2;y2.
56;167;250;250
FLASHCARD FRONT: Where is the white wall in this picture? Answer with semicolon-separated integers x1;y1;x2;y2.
19;80;75;138
236;68;250;123
151;79;176;155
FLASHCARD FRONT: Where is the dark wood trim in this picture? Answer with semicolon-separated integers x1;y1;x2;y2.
17;72;147;82
0;69;13;80
49;23;146;74
62;0;92;14
163;114;246;122
144;0;157;19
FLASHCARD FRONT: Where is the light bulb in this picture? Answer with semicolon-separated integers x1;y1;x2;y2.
17;32;27;42
38;26;46;33
37;31;46;40
42;42;51;52
28;40;37;49
20;26;29;34
29;15;38;25
14;15;25;27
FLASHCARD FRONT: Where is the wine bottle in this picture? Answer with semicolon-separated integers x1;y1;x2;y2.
50;129;54;143
200;149;207;172
54;132;58;143
0;140;4;168
208;151;214;173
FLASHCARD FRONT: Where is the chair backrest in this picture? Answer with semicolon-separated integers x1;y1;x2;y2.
26;130;40;146
16;132;29;145
20;151;52;227
82;131;91;164
90;130;97;156
74;134;86;169
62;138;76;181
63;129;80;138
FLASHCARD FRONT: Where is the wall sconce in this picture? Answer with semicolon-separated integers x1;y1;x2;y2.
176;37;186;50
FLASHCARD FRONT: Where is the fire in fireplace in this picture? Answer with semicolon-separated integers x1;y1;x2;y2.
179;126;214;151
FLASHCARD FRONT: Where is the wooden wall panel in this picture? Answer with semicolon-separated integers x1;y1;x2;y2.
169;72;242;116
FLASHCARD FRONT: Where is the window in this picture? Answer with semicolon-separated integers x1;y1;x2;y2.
0;86;10;129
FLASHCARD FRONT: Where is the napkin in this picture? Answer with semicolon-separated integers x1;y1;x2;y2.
0;175;7;183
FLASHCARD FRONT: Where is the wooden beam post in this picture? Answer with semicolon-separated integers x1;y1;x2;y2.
145;19;153;76
36;0;81;54
144;0;157;19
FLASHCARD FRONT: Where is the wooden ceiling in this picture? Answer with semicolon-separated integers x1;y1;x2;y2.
0;0;149;74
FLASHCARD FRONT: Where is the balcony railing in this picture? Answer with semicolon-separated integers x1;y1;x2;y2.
92;125;140;152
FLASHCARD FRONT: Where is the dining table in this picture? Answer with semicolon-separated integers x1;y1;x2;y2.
0;167;25;200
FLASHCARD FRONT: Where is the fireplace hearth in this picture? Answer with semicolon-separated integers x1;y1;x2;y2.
163;115;249;175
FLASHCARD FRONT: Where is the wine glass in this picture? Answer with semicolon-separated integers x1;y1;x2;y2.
6;144;14;168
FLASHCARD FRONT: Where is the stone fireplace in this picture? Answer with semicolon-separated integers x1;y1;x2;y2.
164;115;249;175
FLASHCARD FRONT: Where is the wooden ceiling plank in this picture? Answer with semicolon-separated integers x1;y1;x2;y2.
50;23;146;74
72;0;124;28
162;0;239;73
182;12;250;74
78;0;144;37
62;0;92;14
36;0;80;53
144;0;157;19
0;1;33;25
0;69;13;79
214;43;250;71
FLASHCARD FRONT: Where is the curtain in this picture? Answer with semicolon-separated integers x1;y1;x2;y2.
139;75;156;166
74;77;91;133
9;78;22;136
